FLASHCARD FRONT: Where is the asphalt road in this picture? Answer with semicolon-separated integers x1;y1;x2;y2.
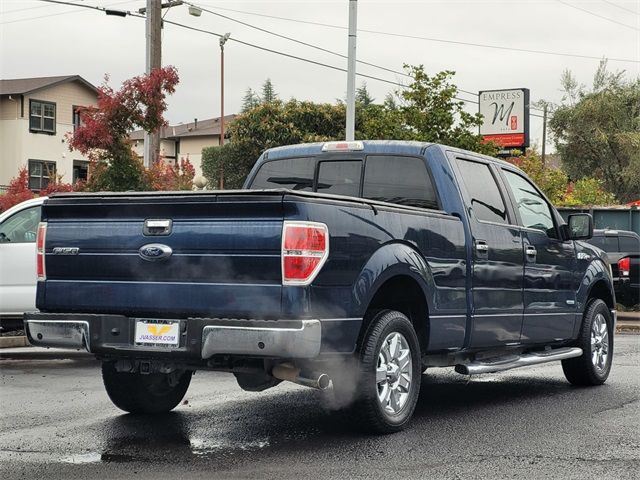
1;335;638;480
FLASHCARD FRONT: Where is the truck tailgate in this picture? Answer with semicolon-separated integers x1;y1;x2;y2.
39;192;284;318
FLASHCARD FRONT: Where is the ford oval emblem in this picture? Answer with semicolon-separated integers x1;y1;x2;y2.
139;243;173;261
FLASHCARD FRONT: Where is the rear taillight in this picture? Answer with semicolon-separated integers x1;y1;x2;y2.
282;221;329;285
36;222;47;281
618;257;630;277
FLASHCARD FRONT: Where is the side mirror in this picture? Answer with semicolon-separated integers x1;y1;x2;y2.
567;213;593;240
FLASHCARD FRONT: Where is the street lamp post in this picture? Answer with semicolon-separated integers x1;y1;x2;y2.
219;32;231;190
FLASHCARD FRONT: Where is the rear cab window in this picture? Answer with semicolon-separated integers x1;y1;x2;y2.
250;157;315;191
317;160;362;197
249;154;440;210
619;235;639;253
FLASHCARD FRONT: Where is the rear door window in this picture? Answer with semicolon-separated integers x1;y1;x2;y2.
363;155;438;209
316;160;362;197
250;157;315;191
456;159;509;224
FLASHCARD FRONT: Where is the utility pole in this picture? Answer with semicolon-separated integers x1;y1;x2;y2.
142;0;162;168
541;104;548;167
139;1;184;167
345;0;358;141
219;32;231;190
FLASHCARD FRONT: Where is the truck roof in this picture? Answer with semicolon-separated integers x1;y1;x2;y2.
263;140;515;169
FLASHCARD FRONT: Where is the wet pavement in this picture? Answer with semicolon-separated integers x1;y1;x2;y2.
1;335;638;479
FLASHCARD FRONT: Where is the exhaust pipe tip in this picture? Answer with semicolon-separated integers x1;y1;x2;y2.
317;373;330;390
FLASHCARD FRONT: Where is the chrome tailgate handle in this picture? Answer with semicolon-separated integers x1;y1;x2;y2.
144;219;172;236
475;241;489;257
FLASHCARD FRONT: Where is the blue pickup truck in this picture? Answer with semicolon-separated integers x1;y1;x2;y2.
25;141;616;433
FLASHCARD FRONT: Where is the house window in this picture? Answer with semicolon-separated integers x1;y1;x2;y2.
28;160;56;191
73;160;89;183
29;100;56;133
72;106;82;131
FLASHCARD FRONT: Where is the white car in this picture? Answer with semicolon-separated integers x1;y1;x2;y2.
0;196;46;329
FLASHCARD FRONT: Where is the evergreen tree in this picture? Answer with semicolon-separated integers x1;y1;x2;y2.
241;88;260;112
355;82;375;106
261;78;277;103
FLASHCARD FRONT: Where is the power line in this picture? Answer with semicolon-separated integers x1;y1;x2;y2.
187;2;549;111
600;0;640;15
2;0;85;14
185;4;408;84
185;1;481;100
556;0;639;31
25;0;551;113
156;16;480;106
204;5;640;64
2;0;137;24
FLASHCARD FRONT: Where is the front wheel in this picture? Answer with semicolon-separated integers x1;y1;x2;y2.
102;362;192;414
350;310;422;433
562;299;613;386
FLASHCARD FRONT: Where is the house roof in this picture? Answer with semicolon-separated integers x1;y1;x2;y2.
0;75;98;96
129;115;236;141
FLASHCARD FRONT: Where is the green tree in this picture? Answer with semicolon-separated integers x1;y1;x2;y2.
241;88;260;112
512;149;616;207
261;78;277;103
549;60;640;202
355;82;375;106
396;65;498;155
512;150;568;205
201;143;248;190
564;177;616;207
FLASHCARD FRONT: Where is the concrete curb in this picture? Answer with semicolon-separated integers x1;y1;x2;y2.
0;336;29;348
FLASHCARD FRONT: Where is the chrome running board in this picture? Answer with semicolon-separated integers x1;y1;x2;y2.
455;347;583;375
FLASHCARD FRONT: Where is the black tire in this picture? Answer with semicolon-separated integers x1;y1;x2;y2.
562;299;613;386
350;310;422;434
101;362;192;414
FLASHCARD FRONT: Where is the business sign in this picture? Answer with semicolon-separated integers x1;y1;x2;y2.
479;88;529;149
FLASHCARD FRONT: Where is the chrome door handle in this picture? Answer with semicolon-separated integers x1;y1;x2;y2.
525;245;537;258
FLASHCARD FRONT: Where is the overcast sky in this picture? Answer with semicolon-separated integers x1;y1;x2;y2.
2;0;639;152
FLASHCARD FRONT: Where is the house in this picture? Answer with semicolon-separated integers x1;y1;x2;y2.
0;75;99;190
129;115;236;178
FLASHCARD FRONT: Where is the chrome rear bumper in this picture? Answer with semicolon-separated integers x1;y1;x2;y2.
201;320;321;359
26;319;91;352
24;314;322;359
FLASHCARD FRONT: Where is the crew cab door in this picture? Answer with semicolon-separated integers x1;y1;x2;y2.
499;168;576;342
453;157;524;347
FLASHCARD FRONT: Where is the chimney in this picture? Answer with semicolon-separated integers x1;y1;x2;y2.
194;118;198;130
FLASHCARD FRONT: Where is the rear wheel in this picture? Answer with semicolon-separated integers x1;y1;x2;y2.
101;362;192;414
350;310;422;433
562;299;613;386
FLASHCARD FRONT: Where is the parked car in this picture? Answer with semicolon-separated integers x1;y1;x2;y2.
586;229;640;306
0;196;46;331
25;141;615;433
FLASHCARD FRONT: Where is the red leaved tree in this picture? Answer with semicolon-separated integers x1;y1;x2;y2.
145;156;196;191
0;168;35;212
68;67;180;191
